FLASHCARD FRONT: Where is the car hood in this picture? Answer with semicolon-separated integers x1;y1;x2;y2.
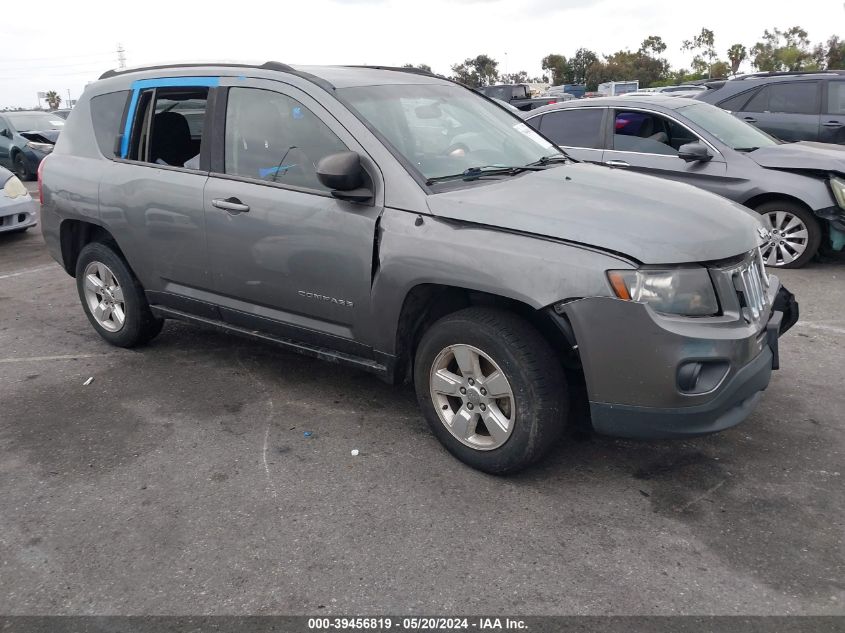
19;130;60;144
748;141;845;175
426;163;763;264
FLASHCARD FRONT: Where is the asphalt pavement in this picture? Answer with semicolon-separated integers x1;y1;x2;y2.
0;184;842;615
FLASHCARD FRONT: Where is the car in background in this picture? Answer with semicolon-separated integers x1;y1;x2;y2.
625;86;706;99
492;98;527;117
696;71;845;144
52;109;73;120
0;111;64;180
479;84;557;111
0;166;38;234
526;96;845;268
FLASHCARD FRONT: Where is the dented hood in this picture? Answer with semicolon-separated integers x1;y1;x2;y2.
20;130;59;144
747;141;845;175
426;163;762;264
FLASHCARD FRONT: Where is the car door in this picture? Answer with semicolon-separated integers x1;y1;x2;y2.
736;81;821;142
526;107;606;162
601;108;730;195
203;79;383;352
820;80;845;145
0;116;12;168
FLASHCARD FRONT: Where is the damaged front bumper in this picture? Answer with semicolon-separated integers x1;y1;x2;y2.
558;281;798;439
0;194;38;233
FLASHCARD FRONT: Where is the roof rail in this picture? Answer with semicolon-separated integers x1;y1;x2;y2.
98;60;296;80
735;69;845;80
343;65;440;78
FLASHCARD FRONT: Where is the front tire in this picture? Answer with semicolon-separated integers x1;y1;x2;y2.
414;307;568;474
75;242;163;347
13;153;32;181
756;201;821;269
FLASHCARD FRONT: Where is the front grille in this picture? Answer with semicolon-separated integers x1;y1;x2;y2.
731;249;770;322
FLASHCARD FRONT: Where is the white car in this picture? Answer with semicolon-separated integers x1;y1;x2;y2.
0;166;38;234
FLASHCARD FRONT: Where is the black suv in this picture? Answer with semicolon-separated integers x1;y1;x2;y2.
696;71;845;144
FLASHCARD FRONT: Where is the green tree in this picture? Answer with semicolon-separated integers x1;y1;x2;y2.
751;27;813;71
541;54;571;85
727;44;748;75
683;28;718;76
813;35;845;69
639;35;667;56
569;48;599;85
401;63;433;73
585;46;671;90
45;90;61;110
450;54;499;88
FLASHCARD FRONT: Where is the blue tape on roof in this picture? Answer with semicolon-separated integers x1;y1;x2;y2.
120;76;220;158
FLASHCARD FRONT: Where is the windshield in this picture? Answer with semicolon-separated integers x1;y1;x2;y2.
6;112;66;132
338;84;558;181
676;102;777;150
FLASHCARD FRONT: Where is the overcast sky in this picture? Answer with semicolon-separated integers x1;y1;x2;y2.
0;0;841;108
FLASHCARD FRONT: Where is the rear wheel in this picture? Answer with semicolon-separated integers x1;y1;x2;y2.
755;201;821;269
13;153;32;181
75;242;163;347
414;307;568;474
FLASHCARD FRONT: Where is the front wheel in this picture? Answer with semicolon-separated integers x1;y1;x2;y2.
756;201;821;269
13;153;32;181
75;242;163;347
414;307;568;474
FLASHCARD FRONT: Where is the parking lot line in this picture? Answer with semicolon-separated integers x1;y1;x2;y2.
0;353;105;364
0;265;55;280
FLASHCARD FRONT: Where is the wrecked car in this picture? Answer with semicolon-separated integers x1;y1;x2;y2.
40;63;798;474
0;166;37;234
526;96;845;268
0;111;63;180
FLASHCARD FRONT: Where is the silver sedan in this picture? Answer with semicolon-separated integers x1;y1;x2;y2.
0;166;37;234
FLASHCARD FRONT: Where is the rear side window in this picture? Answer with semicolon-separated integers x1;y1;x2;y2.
718;89;757;112
537;109;604;148
827;81;845;115
90;90;129;157
224;87;347;191
744;82;820;115
127;87;208;169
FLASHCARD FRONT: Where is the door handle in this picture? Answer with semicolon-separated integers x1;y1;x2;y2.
211;197;250;214
604;160;630;168
822;121;843;128
743;116;757;123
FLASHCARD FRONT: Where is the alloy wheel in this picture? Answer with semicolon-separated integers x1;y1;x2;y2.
82;261;126;332
760;210;809;267
429;344;516;451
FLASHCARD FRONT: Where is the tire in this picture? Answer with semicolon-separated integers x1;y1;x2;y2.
12;153;32;181
75;242;164;347
413;307;568;474
755;201;821;269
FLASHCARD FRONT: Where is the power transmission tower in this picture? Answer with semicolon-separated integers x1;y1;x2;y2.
117;44;127;70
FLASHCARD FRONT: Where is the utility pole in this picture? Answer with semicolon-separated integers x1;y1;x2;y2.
117;44;127;70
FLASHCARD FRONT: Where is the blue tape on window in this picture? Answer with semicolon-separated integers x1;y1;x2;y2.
120;76;220;158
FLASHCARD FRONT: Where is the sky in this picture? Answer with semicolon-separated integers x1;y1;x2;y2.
0;0;842;108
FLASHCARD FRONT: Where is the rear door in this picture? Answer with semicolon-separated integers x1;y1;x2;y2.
736;81;821;142
601;108;730;196
820;80;845;145
202;78;383;350
526;107;606;162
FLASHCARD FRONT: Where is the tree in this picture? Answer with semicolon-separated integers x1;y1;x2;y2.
541;54;571;85
500;70;529;84
45;91;61;110
585;46;671;90
682;28;718;77
639;35;667;56
402;63;433;73
710;61;731;79
727;44;748;75
569;48;599;85
750;26;813;71
813;35;845;69
450;54;499;88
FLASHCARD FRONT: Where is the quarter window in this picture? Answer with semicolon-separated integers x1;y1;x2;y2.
537;109;604;149
224;88;347;191
90;90;129;157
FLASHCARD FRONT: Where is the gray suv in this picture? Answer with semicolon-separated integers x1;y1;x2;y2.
40;63;798;474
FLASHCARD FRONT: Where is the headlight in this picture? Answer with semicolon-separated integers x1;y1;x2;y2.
26;141;53;153
831;175;845;209
606;268;719;316
2;175;28;199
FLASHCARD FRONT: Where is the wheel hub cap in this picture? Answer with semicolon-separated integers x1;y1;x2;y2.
429;344;516;451
760;210;808;267
82;261;126;333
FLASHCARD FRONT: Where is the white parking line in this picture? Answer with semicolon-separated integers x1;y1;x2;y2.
0;354;104;364
0;265;55;280
799;321;845;335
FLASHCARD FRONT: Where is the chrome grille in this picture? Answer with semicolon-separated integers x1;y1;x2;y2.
732;250;770;322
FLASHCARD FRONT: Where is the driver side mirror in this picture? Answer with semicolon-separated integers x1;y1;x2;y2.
0;128;11;139
678;141;712;163
316;151;373;203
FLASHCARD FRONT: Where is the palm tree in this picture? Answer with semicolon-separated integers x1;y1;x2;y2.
727;44;748;76
45;90;62;110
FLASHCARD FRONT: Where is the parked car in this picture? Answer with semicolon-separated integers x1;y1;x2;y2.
492;98;526;117
479;84;557;111
0;166;37;234
696;70;845;144
41;62;797;474
52;109;73;120
526;96;845;267
0;111;64;180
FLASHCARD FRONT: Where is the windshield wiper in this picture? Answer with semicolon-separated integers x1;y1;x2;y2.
425;164;544;185
734;147;760;152
528;152;571;166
